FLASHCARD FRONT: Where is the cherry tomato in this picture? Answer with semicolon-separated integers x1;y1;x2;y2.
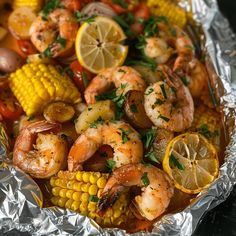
61;0;81;12
17;40;37;58
69;61;93;94
0;89;23;120
131;2;150;34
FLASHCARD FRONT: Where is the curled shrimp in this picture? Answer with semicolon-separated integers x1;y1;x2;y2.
187;58;209;98
30;8;78;57
98;163;174;221
13;121;68;178
84;66;146;104
144;37;173;65
68;121;143;171
144;65;194;132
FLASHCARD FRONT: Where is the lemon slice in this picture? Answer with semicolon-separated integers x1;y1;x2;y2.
75;16;128;74
163;133;219;194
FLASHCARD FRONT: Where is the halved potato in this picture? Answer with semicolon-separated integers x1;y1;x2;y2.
43;102;75;123
124;90;153;129
75;100;115;134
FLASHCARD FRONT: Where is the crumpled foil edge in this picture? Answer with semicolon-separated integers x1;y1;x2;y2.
1;0;236;235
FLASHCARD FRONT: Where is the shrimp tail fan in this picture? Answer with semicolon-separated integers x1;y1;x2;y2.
97;186;124;216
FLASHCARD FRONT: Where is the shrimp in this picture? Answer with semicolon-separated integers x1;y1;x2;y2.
144;24;194;72
84;66;146;104
187;58;209;98
144;37;173;65
144;65;194;132
30;8;78;57
97;163;174;221
68;121;143;171
13;121;68;178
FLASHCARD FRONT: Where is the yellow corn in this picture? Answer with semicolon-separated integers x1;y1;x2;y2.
190;104;222;152
13;0;44;11
147;0;187;28
50;170;130;227
9;63;81;116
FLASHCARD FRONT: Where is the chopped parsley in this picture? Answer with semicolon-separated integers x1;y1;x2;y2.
160;84;167;99
99;152;108;158
168;28;177;37
41;0;61;20
88;107;92;111
56;35;66;48
170;154;185;170
74;11;96;24
112;0;128;9
118;128;132;144
145;88;154;95
89;116;104;128
118;69;126;73
198;124;219;138
130;104;138;113
155;99;164;105
136;36;147;50
141;172;150;187
88;195;99;202
184;45;194;50
113;15;135;37
180;76;189;86
158;114;170;122
142;128;156;149
106;159;116;172
145;151;159;164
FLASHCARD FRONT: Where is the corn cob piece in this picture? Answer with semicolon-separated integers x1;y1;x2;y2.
189;104;221;152
50;170;130;227
13;0;43;12
147;0;187;28
9;63;81;116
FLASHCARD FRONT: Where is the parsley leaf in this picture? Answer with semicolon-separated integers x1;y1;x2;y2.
88;195;99;202
145;151;159;164
158;114;170;122
170;154;185;170
145;88;154;95
155;99;164;105
168;28;177;37
74;11;96;24
160;84;167;99
141;172;150;187
112;0;128;9
106;159;116;172
118;128;132;144
142;128;156;149
197;124;219;138
89;116;104;128
42;0;60;20
180;76;189;86
82;72;89;88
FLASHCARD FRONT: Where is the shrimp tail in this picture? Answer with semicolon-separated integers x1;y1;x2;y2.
24;120;62;133
97;186;124;216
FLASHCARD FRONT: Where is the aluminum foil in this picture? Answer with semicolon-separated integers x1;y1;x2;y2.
0;0;236;235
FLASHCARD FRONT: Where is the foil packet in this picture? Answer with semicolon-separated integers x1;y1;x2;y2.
0;0;236;235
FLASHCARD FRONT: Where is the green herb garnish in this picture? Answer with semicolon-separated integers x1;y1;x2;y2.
160;84;167;99
180;76;189;86
197;124;219;138
42;0;60;20
112;0;128;9
155;99;164;105
130;104;138;113
145;88;154;95
88;195;99;202
145;151;159;164
118;128;132;144
170;154;185;170
75;11;96;24
89;116;104;128
141;172;150;187
169;28;177;37
82;72;89;88
142;128;156;149
106;159;116;172
158;114;169;122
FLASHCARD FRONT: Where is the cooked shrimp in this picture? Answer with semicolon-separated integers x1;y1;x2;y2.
30;8;78;57
97;163;174;221
187;58;209;97
13;121;68;178
144;37;173;65
84;66;146;104
144;65;194;132
68;121;143;171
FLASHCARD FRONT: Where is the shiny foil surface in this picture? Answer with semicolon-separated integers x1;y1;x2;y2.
0;0;236;235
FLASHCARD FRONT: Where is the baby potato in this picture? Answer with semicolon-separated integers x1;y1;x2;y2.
124;90;153;129
75;100;115;134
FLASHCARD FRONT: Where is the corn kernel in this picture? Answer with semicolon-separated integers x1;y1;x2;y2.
89;172;101;184
76;172;83;181
97;189;103;198
113;209;122;218
82;172;90;183
50;177;56;187
51;196;59;205
88;202;97;212
80;201;88;213
66;190;74;199
72;182;83;191
71;201;80;211
88;185;98;195
88;212;96;220
72;191;82;201
59;188;67;198
81;192;89;202
104;208;113;218
81;183;90;192
52;187;61;197
58;197;67;208
97;177;107;188
103;218;111;226
65;199;74;209
67;180;76;190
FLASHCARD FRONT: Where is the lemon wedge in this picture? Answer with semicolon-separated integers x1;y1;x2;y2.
163;133;219;194
75;16;128;74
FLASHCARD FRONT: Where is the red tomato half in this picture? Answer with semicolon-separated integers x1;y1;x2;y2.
17;40;37;58
101;0;130;14
69;61;93;94
0;89;23;120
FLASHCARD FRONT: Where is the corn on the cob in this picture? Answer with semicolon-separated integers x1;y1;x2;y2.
9;63;81;116
189;104;221;152
50;170;130;227
13;0;43;12
147;0;187;28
